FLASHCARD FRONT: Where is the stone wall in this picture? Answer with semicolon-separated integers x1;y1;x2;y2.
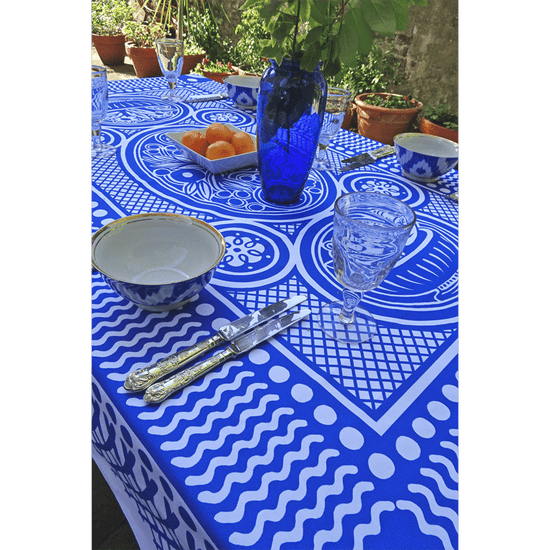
384;0;458;112
217;0;247;46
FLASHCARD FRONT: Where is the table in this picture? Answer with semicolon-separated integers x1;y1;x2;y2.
92;74;458;550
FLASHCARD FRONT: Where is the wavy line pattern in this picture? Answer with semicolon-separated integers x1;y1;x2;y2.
420;468;458;500
408;484;458;531
168;389;277;466
440;440;458;457
351;501;396;549
184;399;288;486
429;454;458;482
161;383;270;451
93;325;204;372
93;314;200;358
91;307;143;335
270;464;355;550
136;364;250;418
313;481;375;548
93;312;192;347
92;310;193;345
214;430;319;524
229;448;339;546
91;287;126;309
91;285;123;302
167;384;272;450
198;409;306;504
92;295;128;316
148;371;256;432
396;500;454;550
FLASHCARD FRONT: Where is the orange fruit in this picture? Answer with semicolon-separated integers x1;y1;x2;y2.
205;123;235;145
181;130;208;156
231;132;255;155
205;140;236;160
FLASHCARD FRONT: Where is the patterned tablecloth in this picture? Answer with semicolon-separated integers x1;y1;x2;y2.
92;74;458;550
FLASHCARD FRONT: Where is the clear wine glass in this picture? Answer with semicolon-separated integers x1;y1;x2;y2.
155;39;184;102
91;65;116;158
317;192;416;344
313;87;352;171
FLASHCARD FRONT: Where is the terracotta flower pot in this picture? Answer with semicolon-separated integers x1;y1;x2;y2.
201;69;238;83
92;34;127;66
126;44;163;78
197;61;237;83
182;52;206;75
341;103;356;131
355;93;423;145
420;116;458;143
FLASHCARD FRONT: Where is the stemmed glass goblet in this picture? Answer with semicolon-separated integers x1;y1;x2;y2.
155;39;184;102
313;87;352;171
317;192;416;344
92;65;116;158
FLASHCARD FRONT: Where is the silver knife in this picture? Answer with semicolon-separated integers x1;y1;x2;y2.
449;191;458;201
182;93;228;103
143;308;311;404
124;295;307;392
340;145;395;172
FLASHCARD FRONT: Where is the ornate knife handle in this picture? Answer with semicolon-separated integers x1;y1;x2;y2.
371;145;395;159
143;346;237;404
124;333;225;392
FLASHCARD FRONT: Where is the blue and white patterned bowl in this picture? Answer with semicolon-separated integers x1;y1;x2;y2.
223;75;260;109
394;133;459;182
92;213;225;311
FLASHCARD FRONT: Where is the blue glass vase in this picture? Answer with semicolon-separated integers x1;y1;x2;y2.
257;58;327;204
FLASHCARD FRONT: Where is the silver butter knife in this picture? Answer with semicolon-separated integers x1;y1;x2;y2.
182;93;228;103
143;308;311;404
340;145;395;172
124;295;307;392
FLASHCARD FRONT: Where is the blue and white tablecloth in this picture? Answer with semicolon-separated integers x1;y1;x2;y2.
92;74;458;550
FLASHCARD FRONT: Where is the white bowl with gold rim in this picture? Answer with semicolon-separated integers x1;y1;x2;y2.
92;213;225;311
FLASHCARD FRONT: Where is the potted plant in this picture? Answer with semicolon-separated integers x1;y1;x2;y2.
92;0;133;66
193;59;238;83
181;33;207;74
123;20;166;78
354;92;423;145
328;40;405;131
239;0;427;203
420;104;458;143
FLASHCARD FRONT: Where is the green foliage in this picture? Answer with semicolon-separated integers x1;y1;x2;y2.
195;59;235;73
184;2;233;62
92;0;133;36
183;37;204;55
232;7;272;74
122;20;165;48
186;3;269;72
422;104;458;130
361;93;417;109
240;0;426;76
327;40;403;96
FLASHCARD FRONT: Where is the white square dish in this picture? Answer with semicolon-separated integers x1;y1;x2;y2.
166;124;258;174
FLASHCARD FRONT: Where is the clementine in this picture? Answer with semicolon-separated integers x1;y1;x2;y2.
181;130;208;156
231;132;255;155
205;123;235;144
205;140;236;160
